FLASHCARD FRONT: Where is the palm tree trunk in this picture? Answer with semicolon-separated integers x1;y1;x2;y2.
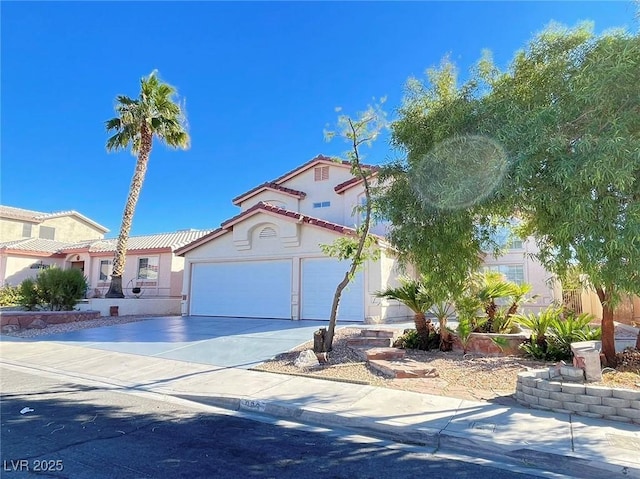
106;124;152;298
414;311;429;344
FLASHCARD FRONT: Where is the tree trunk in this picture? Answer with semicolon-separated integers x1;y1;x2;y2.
413;311;429;343
596;286;616;367
439;318;452;351
636;330;640;350
105;124;153;299
106;275;124;299
324;272;350;352
313;328;327;353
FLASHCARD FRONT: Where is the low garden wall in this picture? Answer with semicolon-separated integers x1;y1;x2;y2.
452;332;528;356
76;298;181;316
515;368;640;424
1;310;101;331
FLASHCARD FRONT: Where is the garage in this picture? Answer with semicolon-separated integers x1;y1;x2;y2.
189;260;292;318
301;257;364;321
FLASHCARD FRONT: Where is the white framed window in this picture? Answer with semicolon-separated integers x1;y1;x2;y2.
39;225;55;240
484;264;525;285
313;201;331;208
137;257;159;280
99;260;113;281
314;166;329;181
508;238;524;250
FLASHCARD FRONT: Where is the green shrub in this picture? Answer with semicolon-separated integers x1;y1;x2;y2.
17;268;88;311
0;285;22;306
517;307;599;361
393;325;440;351
18;279;40;310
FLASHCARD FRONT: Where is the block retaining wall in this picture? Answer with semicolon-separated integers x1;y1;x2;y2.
516;369;640;424
1;311;101;330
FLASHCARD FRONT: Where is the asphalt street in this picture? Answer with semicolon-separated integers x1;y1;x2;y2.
0;367;551;479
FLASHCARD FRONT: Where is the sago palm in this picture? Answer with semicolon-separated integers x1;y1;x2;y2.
376;277;434;343
104;71;190;298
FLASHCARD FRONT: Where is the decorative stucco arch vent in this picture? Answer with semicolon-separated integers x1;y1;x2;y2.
259;226;277;239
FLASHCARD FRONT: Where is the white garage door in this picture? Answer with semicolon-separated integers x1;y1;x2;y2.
190;260;292;318
301;258;364;321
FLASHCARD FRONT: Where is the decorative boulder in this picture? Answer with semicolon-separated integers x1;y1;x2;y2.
294;349;320;369
2;324;19;334
26;319;47;330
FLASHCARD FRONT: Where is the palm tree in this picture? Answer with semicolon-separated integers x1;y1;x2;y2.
376;277;434;345
104;71;190;298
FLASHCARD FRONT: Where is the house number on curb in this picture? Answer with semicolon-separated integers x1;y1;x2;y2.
241;399;266;412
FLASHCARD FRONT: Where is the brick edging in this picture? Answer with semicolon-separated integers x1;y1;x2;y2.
516;369;640;424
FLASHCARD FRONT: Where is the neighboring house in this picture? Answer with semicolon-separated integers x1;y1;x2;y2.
482;236;557;313
176;155;409;322
57;231;212;298
0;205;109;243
0;206;211;300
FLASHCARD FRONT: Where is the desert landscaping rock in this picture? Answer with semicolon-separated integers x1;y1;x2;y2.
25;319;47;329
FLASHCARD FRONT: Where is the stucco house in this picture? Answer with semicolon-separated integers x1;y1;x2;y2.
0;205;108;243
177;155;562;323
0;205;211;309
176;155;410;322
482;234;557;313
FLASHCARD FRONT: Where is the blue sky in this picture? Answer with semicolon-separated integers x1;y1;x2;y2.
1;1;636;236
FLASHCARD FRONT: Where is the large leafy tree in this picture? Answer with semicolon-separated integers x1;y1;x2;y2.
481;24;640;366
376;60;504;302
104;71;190;298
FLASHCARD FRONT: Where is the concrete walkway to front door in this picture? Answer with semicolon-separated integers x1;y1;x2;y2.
23;316;333;369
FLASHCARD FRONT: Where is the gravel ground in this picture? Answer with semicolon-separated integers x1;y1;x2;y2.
3;317;638;399
255;327;640;399
1;315;155;338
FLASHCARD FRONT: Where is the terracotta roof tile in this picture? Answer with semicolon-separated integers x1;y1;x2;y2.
334;168;379;193
177;202;385;256
232;182;306;205
271;154;376;185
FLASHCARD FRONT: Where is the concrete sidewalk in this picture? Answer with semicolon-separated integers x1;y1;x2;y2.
1;340;639;478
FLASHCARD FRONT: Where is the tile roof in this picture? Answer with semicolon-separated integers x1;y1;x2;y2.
271;154;377;185
334;168;379;194
232;155;378;204
0;238;75;254
223;202;358;235
61;230;214;253
0;205;109;233
176;202;384;256
232;182;307;205
0;230;212;255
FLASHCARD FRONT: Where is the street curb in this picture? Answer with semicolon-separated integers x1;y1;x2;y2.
3;357;639;479
189;394;640;479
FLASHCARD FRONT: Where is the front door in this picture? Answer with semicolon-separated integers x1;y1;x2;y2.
71;261;85;273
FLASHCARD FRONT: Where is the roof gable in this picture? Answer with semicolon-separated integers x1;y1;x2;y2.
232;182;306;206
176;202;383;256
0;205;109;233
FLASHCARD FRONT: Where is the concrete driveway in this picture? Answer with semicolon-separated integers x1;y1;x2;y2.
19;316;333;369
